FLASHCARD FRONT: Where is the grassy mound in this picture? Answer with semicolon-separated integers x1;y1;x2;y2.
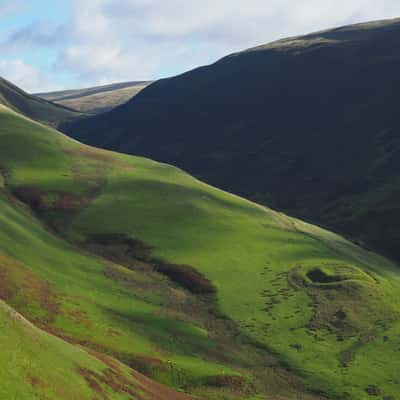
1;103;400;399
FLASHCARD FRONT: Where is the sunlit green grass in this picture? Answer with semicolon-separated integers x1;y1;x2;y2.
0;300;144;400
1;104;400;399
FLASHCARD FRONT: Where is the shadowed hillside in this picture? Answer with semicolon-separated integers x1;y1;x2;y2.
63;17;400;262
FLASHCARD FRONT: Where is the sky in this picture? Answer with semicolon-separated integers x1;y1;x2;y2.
1;0;400;93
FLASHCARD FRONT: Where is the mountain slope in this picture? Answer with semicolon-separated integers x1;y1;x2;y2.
0;103;321;400
63;17;400;262
0;77;81;126
3;103;400;399
0;299;191;400
37;81;151;114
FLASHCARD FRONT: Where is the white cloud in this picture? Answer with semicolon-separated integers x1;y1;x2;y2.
4;0;400;89
0;60;61;92
56;0;400;85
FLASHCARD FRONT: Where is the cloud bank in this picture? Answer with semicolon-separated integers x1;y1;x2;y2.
0;59;58;92
3;0;400;91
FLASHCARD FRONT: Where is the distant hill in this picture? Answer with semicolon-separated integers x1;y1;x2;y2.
37;81;151;114
63;18;400;262
0;76;80;126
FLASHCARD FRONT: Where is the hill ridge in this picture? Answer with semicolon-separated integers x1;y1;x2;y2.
37;80;152;114
62;17;400;263
0;76;81;126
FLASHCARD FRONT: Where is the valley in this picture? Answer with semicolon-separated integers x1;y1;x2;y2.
1;97;400;399
2;13;400;400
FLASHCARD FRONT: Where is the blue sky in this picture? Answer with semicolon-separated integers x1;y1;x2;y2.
1;0;400;92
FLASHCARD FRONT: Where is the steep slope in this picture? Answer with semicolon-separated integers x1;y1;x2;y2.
37;81;151;114
0;76;81;126
3;104;400;399
64;17;400;262
0;299;192;400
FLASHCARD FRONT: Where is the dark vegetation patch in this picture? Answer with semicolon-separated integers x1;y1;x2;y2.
306;268;347;284
12;187;45;211
0;268;17;302
154;261;216;295
127;355;169;377
0;167;11;189
206;375;254;394
28;375;46;388
11;185;102;232
78;367;108;398
9;147;111;231
12;186;95;212
365;385;382;396
0;167;10;179
84;234;216;295
85;234;153;265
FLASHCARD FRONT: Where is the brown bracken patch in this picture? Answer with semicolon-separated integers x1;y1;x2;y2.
0;268;17;301
127;355;169;377
0;253;61;326
206;375;253;393
28;375;46;388
78;368;109;399
84;234;216;295
68;309;93;329
12;186;92;213
11;182;105;233
77;366;148;400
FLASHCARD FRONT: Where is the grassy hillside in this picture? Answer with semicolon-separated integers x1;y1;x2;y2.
0;299;193;400
37;81;151;114
0;77;81;126
2;103;400;399
63;17;400;263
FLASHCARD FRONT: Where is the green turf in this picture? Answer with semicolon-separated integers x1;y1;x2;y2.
1;103;400;399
